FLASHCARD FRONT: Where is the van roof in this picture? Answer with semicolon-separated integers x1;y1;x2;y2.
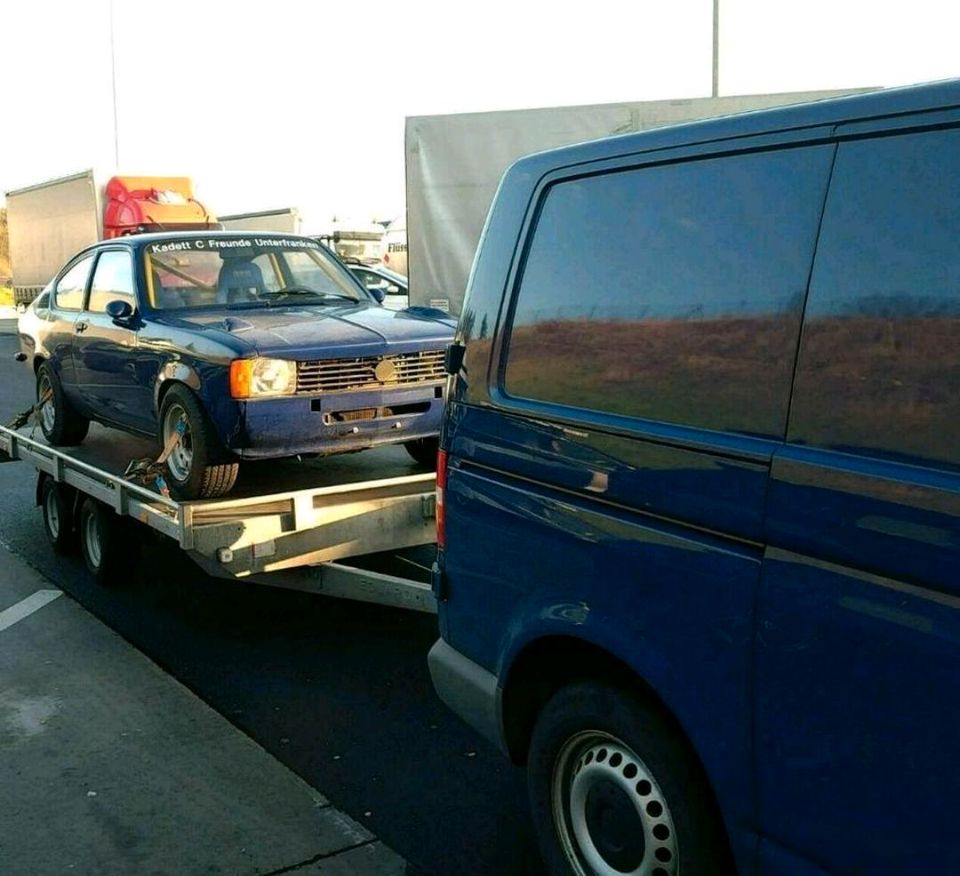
514;79;960;171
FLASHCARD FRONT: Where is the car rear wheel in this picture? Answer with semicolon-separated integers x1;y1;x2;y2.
527;681;735;876
159;385;238;500
36;362;89;446
404;437;438;468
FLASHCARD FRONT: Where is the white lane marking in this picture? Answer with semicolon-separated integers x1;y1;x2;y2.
0;589;63;633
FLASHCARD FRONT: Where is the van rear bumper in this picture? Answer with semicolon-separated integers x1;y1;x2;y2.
428;639;504;753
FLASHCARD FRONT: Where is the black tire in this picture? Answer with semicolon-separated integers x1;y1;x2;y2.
40;478;78;554
404;437;439;468
158;385;239;500
527;681;735;876
36;362;89;446
78;498;134;586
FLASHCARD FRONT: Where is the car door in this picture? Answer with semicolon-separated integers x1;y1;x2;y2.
73;248;150;432
757;122;960;874
47;253;95;408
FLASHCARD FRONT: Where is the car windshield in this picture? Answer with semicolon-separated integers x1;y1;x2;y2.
143;237;366;310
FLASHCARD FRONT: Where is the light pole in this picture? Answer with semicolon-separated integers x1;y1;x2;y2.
109;0;120;169
712;0;720;97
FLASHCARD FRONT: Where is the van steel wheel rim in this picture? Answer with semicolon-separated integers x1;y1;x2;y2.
84;512;102;568
163;405;192;482
552;731;679;876
38;374;55;432
44;490;60;538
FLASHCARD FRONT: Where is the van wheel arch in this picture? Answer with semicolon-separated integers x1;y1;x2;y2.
501;637;682;765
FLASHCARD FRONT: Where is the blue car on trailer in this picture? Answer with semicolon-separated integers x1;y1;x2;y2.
21;231;454;498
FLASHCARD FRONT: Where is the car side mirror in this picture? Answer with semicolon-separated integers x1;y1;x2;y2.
106;299;135;325
370;287;386;304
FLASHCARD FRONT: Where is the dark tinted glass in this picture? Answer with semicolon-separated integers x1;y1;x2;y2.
789;129;960;467
55;255;94;311
504;145;834;438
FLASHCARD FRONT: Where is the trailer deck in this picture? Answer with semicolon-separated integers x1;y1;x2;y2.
0;423;438;612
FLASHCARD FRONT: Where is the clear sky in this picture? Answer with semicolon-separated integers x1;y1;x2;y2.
3;0;959;231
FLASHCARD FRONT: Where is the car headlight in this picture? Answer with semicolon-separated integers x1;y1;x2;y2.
229;358;297;398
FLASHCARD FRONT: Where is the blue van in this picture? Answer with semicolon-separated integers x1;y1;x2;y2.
429;81;960;876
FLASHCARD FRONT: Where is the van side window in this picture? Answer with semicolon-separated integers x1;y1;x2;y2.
789;129;960;467
502;146;834;439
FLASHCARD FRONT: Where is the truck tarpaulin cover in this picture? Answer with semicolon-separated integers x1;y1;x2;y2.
404;89;873;316
104;176;214;238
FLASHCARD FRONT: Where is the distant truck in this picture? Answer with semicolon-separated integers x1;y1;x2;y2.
316;219;384;265
5;170;217;304
382;217;407;277
219;207;301;235
404;88;873;314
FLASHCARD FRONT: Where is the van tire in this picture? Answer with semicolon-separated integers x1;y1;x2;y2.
36;362;89;446
404;437;438;468
79;498;134;586
159;385;238;499
527;681;734;876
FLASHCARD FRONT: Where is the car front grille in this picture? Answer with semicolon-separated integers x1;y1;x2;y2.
296;349;446;394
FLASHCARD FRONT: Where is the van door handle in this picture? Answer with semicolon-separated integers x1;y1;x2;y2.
74;321;88;334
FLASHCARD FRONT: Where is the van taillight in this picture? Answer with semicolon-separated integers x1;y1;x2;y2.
436;449;447;549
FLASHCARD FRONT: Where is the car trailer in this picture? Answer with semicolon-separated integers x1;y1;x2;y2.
0;423;438;614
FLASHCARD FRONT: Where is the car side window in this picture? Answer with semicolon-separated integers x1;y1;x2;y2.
55;255;94;311
789;127;960;467
88;251;136;313
502;145;835;439
354;269;377;287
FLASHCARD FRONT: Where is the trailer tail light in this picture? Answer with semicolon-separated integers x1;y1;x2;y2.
436;448;447;549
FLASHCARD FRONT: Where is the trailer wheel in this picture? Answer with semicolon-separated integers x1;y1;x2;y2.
79;498;132;586
36;362;89;446
41;479;77;554
159;385;238;499
404;437;438;468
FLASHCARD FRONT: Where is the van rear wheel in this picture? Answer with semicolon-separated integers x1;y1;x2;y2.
527;681;734;876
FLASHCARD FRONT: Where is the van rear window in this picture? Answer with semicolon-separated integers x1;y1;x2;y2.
503;145;834;439
789;128;960;467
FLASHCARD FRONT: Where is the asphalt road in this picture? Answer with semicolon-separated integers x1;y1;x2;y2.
0;326;545;876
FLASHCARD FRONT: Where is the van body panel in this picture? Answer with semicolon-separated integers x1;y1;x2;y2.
442;456;760;856
433;81;960;875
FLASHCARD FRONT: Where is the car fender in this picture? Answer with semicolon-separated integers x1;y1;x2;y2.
154;362;202;411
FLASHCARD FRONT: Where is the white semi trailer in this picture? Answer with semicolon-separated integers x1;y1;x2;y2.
219;207;302;234
5;170;216;304
404;88;874;314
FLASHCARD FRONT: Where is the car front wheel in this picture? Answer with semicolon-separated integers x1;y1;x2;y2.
404;437;438;468
527;681;735;876
159;385;238;499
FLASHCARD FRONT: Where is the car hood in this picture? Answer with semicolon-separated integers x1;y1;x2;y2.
158;303;455;359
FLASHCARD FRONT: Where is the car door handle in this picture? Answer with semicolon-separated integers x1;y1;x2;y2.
74;321;88;334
